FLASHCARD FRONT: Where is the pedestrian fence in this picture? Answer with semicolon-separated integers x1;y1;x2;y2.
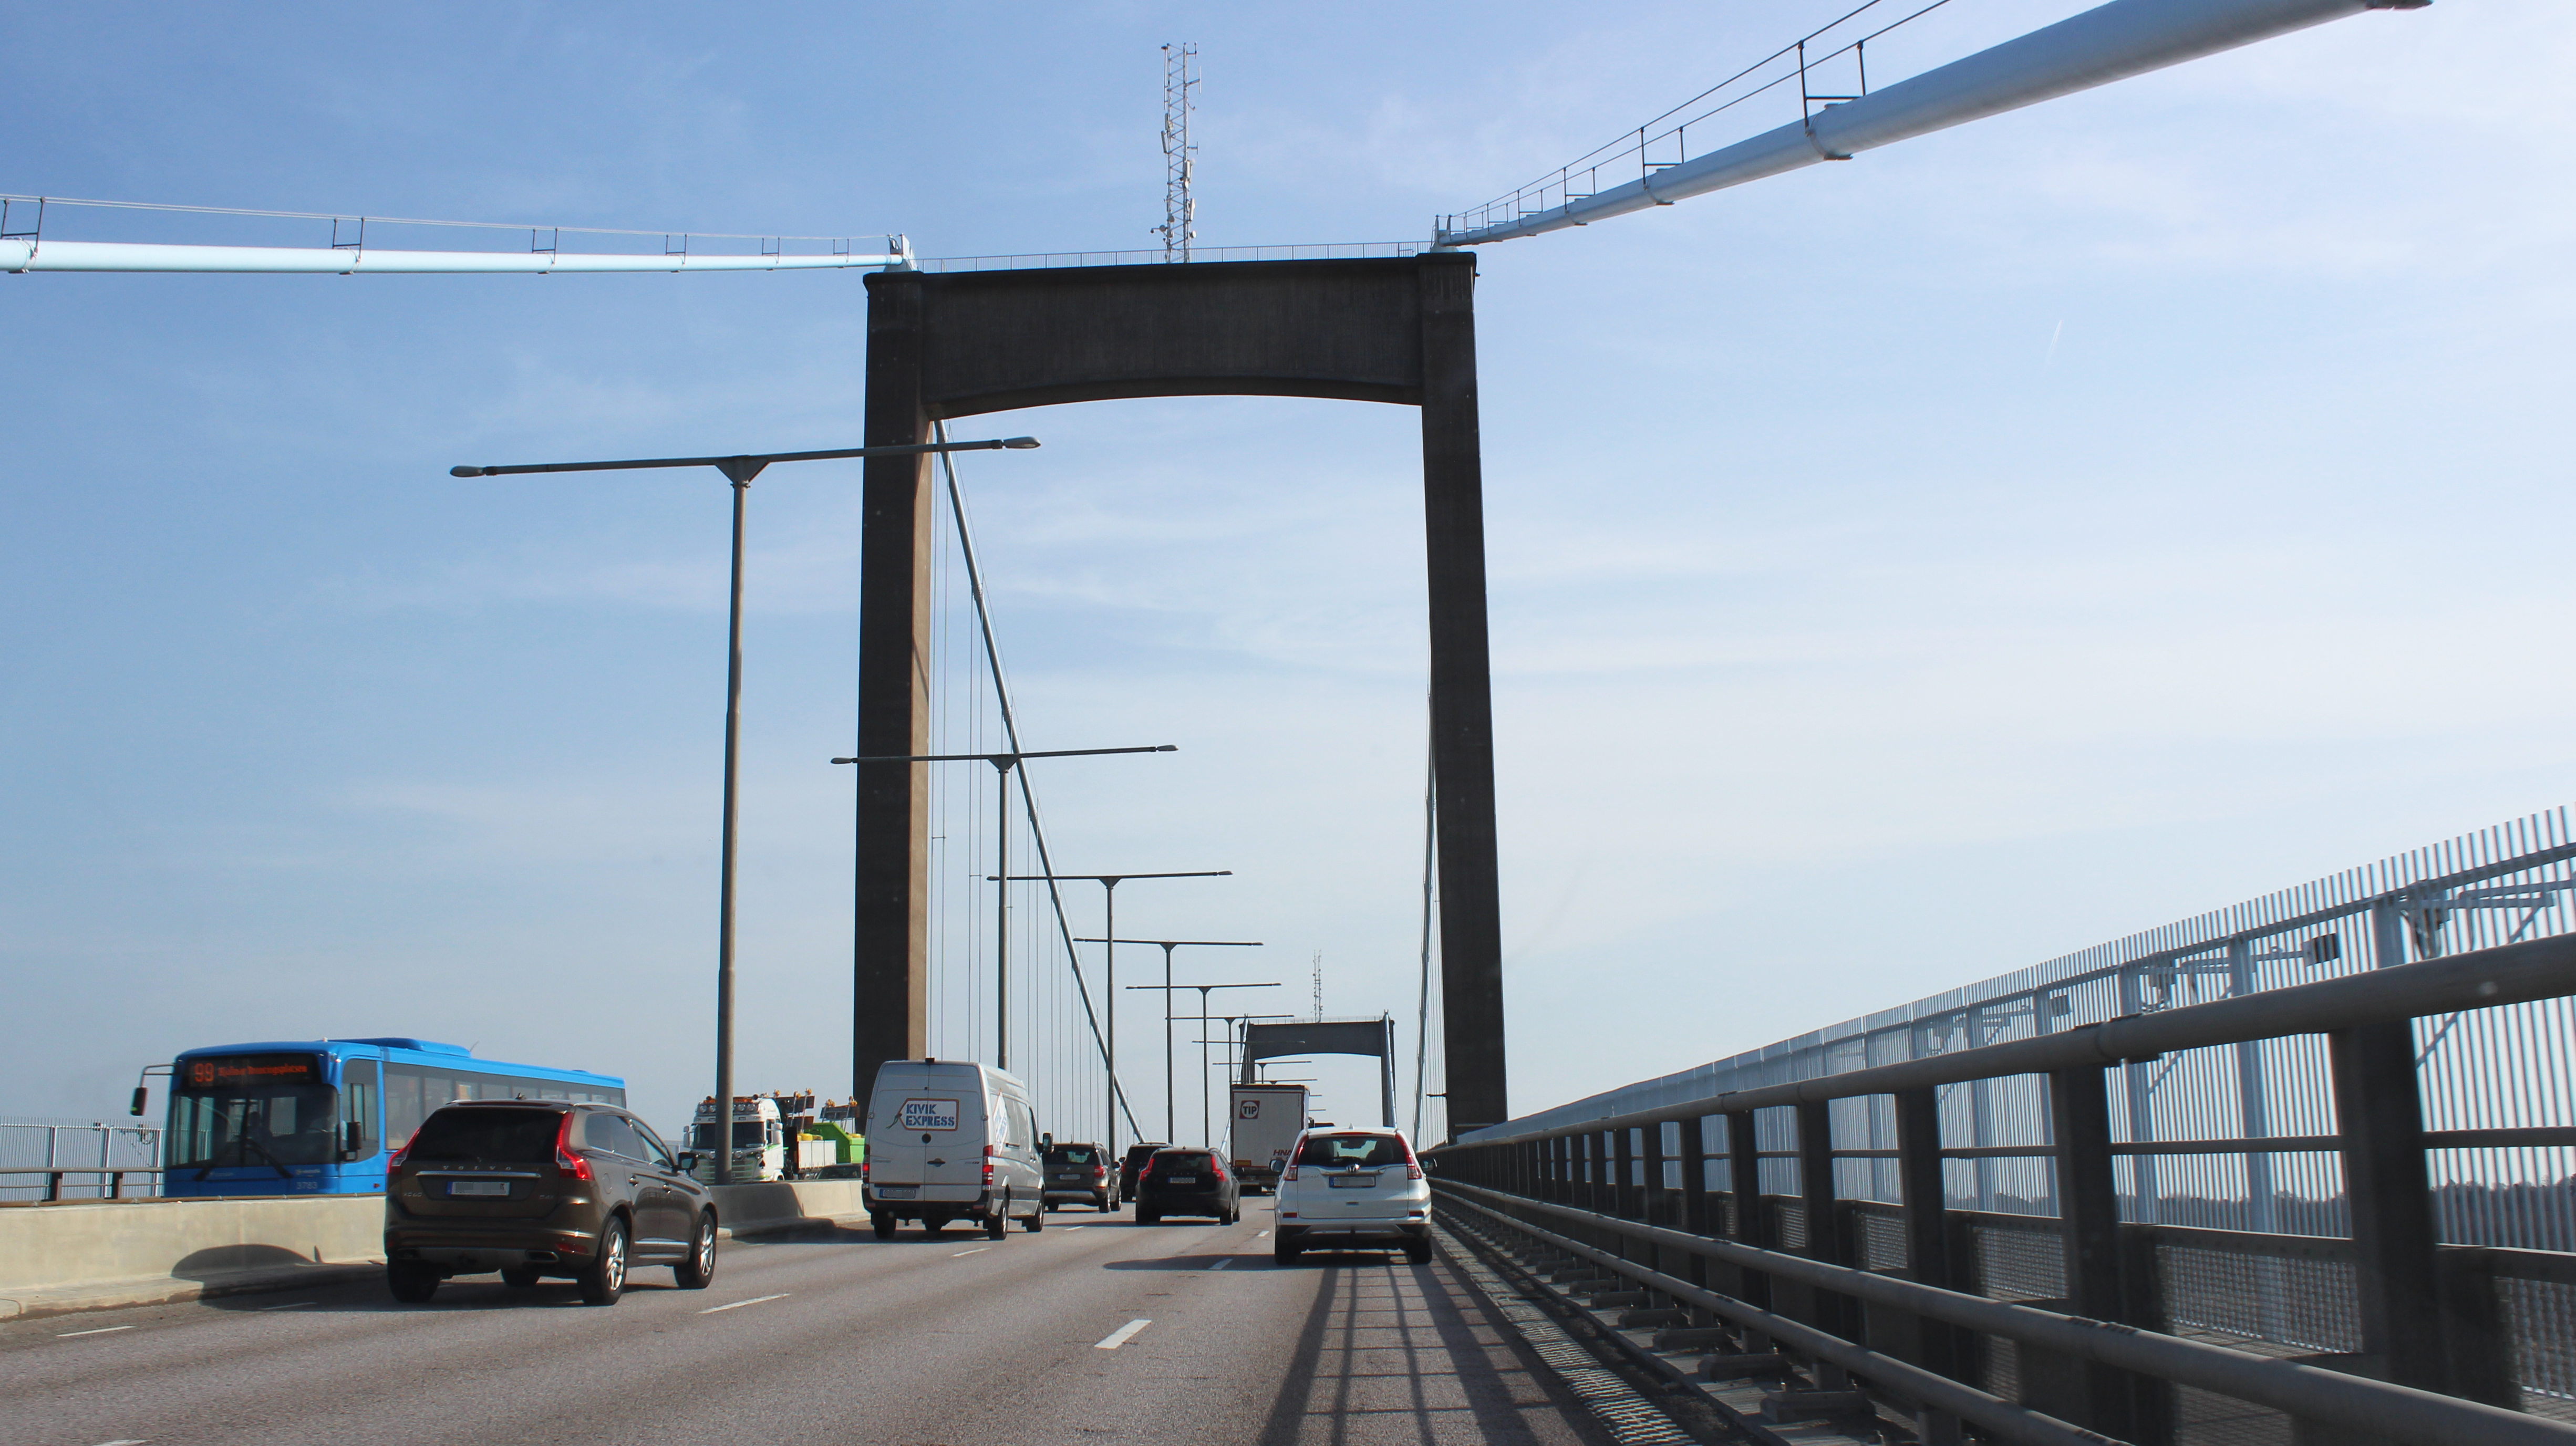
1433;804;2576;1444
0;1118;163;1202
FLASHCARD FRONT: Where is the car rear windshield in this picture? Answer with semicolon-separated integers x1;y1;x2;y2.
1048;1147;1098;1166
408;1107;565;1163
1153;1152;1214;1171
1295;1133;1406;1168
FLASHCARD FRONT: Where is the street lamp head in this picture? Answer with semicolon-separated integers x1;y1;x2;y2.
1002;436;1041;449
449;465;489;477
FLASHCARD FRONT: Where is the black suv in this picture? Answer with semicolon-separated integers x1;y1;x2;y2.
384;1100;716;1306
1133;1145;1238;1225
1043;1141;1114;1212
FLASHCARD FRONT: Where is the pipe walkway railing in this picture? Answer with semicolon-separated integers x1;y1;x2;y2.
1429;930;2576;1444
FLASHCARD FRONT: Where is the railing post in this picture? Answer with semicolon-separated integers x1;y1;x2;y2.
1615;1124;1638;1223
1894;1085;1961;1378
1728;1109;1771;1313
2049;1064;2135;1438
1679;1112;1713;1301
2330;1020;2447;1392
1798;1099;1851;1337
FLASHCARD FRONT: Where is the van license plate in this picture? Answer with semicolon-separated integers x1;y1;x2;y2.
1329;1173;1379;1189
449;1180;510;1197
875;1185;917;1199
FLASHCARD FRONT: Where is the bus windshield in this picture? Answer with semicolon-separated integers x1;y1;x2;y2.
170;1054;336;1171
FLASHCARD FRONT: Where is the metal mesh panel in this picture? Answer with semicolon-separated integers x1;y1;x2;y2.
1773;1199;1808;1252
2502;1275;2576;1421
1854;1204;1907;1271
2156;1244;2361;1353
2169;1385;2295;1446
1968;1216;2065;1302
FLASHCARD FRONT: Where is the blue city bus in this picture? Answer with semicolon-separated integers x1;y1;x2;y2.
152;1038;625;1198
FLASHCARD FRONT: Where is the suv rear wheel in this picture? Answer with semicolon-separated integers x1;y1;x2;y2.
578;1216;628;1305
387;1263;440;1302
675;1212;718;1289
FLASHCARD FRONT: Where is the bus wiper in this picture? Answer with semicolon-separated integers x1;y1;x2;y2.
238;1135;295;1179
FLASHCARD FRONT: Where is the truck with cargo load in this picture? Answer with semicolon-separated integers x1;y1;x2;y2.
1228;1082;1308;1194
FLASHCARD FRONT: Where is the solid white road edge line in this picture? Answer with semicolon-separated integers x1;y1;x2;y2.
697;1293;792;1315
57;1326;135;1337
1093;1318;1152;1350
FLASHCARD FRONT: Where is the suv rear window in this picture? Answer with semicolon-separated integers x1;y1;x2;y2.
409;1107;565;1163
1048;1147;1098;1166
1153;1152;1214;1171
1295;1133;1406;1168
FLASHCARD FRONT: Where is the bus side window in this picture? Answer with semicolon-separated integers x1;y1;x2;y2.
340;1058;381;1159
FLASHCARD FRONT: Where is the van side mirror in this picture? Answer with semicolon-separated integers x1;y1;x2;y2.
130;1086;149;1118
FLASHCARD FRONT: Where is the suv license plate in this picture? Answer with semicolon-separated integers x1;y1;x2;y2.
875;1185;917;1199
1166;1175;1197;1185
1328;1173;1380;1189
449;1180;510;1198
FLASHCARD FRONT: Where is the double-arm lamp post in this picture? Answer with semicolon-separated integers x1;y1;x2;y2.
1080;938;1261;1141
833;748;1176;1072
997;871;1230;1160
449;433;1037;1187
1121;974;1278;1149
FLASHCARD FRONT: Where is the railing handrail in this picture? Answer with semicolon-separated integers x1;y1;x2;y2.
1437;1181;2576;1446
1440;929;2576;1149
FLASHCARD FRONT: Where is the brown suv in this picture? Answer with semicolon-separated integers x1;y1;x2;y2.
384;1100;716;1305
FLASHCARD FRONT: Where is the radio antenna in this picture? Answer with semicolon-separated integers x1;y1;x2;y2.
1155;43;1199;262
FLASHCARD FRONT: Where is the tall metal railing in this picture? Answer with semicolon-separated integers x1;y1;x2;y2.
1431;806;2576;1443
0;1118;164;1202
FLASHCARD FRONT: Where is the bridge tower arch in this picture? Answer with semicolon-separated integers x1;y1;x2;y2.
854;254;1504;1136
1239;1017;1401;1130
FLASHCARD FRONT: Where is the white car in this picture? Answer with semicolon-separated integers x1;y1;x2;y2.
1272;1127;1433;1264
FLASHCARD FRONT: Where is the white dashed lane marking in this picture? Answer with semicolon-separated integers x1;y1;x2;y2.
697;1293;791;1315
951;1247;989;1257
1093;1318;1152;1350
57;1326;134;1338
1207;1257;1233;1271
255;1301;317;1312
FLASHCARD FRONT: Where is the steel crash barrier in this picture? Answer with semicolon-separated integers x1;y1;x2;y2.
1428;931;2576;1446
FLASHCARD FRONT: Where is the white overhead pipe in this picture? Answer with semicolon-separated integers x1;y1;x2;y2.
1437;0;2422;246
2;237;911;274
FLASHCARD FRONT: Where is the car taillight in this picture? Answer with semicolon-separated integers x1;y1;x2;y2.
1282;1165;1298;1182
554;1113;593;1182
1402;1139;1424;1181
1212;1163;1226;1181
1406;1163;1425;1181
384;1130;415;1175
1091;1165;1106;1179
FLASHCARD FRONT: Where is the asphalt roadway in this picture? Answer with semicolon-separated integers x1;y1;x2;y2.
0;1199;1617;1446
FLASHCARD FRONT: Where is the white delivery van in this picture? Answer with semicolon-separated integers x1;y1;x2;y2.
1229;1083;1308;1194
861;1058;1047;1240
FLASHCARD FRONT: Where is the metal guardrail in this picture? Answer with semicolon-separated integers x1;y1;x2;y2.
0;1167;164;1203
0;1120;162;1202
1430;930;2576;1444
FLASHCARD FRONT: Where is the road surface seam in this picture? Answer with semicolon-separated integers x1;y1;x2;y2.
1433;1222;1700;1445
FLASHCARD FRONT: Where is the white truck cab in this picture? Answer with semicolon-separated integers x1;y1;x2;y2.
687;1095;785;1183
862;1058;1047;1240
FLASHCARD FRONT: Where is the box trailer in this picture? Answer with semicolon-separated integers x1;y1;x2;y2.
1228;1083;1309;1194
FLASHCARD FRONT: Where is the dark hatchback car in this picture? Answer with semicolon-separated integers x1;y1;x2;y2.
1118;1141;1170;1203
1133;1145;1238;1225
1043;1141;1114;1212
384;1100;716;1306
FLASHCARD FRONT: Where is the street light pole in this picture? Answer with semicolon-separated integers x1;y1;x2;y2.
1003;872;1230;1159
835;746;1176;1072
1123;977;1278;1148
452;432;1039;1188
1088;938;1262;1142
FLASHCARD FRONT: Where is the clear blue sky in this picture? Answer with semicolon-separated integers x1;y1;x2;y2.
6;2;2572;1141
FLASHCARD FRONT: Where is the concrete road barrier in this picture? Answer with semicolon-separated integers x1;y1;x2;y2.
0;1179;879;1321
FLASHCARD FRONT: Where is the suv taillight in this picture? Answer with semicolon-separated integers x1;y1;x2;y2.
385;1131;415;1175
1091;1164;1107;1179
554;1113;593;1182
1402;1138;1424;1181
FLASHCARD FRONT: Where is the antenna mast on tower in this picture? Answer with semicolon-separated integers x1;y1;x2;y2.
1156;43;1198;263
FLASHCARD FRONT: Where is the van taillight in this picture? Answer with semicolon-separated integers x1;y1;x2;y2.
554;1114;593;1182
982;1143;996;1187
861;1159;871;1181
